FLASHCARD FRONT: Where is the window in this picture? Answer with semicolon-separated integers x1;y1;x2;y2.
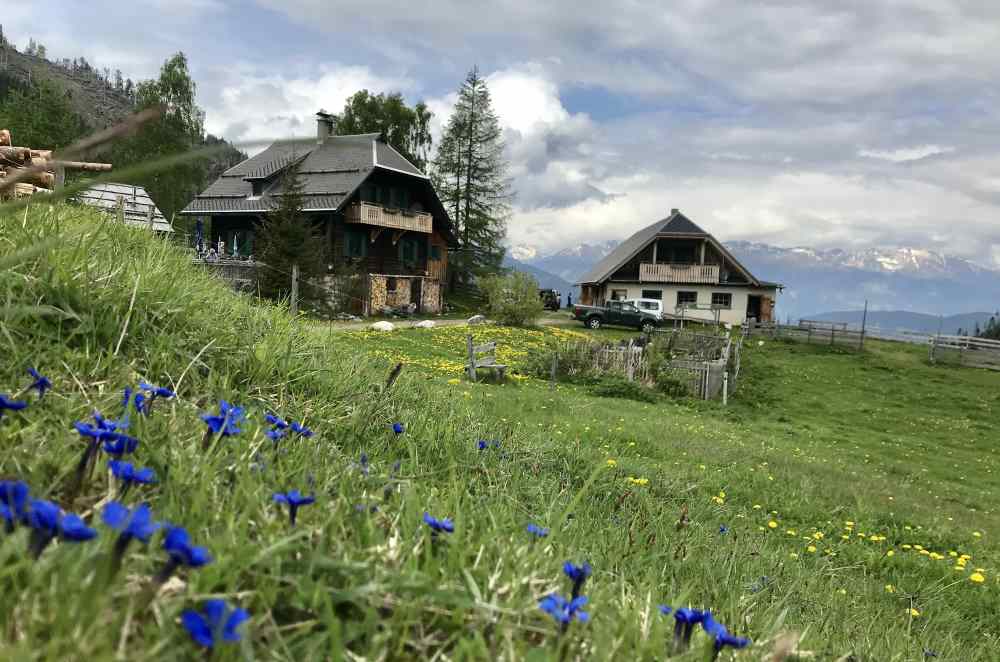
677;291;698;306
387;277;397;293
711;292;732;309
344;229;368;258
399;236;422;265
641;289;662;300
611;289;628;300
430;245;442;261
636;301;660;312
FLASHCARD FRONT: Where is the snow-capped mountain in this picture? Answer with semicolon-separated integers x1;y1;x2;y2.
511;239;1000;322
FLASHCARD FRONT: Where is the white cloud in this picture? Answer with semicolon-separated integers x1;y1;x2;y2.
859;145;955;162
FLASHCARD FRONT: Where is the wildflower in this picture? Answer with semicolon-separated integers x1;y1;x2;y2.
265;413;288;429
658;605;673;616
671;607;707;653
273;490;316;525
767;520;778;529
103;502;160;570
358;452;370;477
423;512;454;536
719;524;730;535
155;526;212;583
702;612;751;659
139;381;175;400
101;433;139;457
626;476;649;486
527;523;549;538
27;368;52;399
538;593;589;630
477;440;488;451
290;421;314;437
563;561;592;599
181;599;249;649
108;460;156;496
201;400;245;439
807;545;817;553
265;427;287;443
909;608;921;617
972;531;982;538
0;394;28;420
969;572;985;583
0;480;29;532
886;550;895;557
391;422;405;435
22;499;93;552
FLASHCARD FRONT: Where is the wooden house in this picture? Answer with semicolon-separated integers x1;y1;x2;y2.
181;112;454;314
577;210;781;325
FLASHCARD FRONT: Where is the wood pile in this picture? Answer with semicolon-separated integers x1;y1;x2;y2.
0;128;113;200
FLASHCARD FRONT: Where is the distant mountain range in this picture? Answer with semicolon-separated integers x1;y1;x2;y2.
806;310;996;335
505;239;1000;324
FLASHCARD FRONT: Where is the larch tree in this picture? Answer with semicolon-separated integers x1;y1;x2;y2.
432;67;512;288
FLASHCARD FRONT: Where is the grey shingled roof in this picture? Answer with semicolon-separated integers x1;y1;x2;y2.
577;210;763;286
181;133;427;215
75;183;172;233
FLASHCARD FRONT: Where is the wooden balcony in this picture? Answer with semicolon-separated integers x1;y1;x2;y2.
345;202;432;234
640;263;720;284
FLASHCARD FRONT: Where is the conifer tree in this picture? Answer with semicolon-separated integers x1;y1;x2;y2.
256;164;329;315
432;67;512;288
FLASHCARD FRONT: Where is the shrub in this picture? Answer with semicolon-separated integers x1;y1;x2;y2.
479;271;544;326
588;375;658;403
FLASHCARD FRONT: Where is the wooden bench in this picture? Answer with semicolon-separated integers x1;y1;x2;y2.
466;335;507;382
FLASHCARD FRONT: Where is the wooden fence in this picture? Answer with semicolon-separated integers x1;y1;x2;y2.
744;321;865;350
929;335;1000;370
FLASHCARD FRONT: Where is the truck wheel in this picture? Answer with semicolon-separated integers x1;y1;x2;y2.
641;321;655;334
587;317;602;330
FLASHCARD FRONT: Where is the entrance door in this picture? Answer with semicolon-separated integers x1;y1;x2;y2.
746;295;762;322
410;278;422;312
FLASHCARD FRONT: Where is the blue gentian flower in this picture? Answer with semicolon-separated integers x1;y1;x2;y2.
133;392;147;414
108;460;156;494
359;452;369;477
702;612;751;659
103;502;161;559
0;394;28;420
265;427;287;442
391;422;404;435
201;400;245;437
423;512;454;535
477;440;489;451
563;561;592;598
265;413;288;429
539;593;589;630
59;514;97;542
671;607;707;653
181;599;249;649
527;523;549;538
102;433;139;456
27;368;52;399
290;421;314;437
719;524;730;535
25;499;62;557
0;480;29;530
93;411;127;431
658;604;673;616
155;526;212;583
139;381;175;399
272;490;316;525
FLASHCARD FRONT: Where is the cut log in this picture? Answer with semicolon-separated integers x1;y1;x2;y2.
14;183;35;197
0;130;10;147
0;146;31;165
31;157;53;170
57;160;113;172
29;150;53;160
7;168;55;188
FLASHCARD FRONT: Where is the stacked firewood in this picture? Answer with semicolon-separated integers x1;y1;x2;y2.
0;128;112;200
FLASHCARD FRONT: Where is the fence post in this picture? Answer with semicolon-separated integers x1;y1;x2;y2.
722;371;729;406
290;263;299;316
830;327;835;346
859;299;868;350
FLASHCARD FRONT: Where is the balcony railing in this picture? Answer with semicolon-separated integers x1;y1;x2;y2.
640;263;720;284
346;202;432;234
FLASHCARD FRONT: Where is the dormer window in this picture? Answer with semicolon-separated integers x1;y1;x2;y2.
251;181;264;197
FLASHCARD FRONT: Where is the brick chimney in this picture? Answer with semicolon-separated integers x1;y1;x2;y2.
316;110;334;144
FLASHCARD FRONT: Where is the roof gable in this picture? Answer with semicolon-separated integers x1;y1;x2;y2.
577;209;762;286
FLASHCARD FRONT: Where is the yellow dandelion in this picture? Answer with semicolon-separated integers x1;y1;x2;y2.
969;572;985;583
753;504;762;510
767;520;778;529
885;584;895;593
972;531;982;538
789;552;799;559
909;608;921;617
786;529;797;536
606;459;617;468
886;550;895;557
836;588;847;595
807;545;817;553
813;532;824;540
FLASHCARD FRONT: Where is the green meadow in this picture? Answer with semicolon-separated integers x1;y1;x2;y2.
0;204;996;660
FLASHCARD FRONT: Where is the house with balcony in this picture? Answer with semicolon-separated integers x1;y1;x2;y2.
180;111;454;314
576;209;780;325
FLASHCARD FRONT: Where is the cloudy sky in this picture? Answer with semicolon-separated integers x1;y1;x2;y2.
8;1;1000;264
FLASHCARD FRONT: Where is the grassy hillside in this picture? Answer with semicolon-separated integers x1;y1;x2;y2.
1;204;997;660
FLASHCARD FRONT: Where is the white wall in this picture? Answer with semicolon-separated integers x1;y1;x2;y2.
607;283;776;325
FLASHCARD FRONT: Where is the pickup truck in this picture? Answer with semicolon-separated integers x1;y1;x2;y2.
571;300;660;332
